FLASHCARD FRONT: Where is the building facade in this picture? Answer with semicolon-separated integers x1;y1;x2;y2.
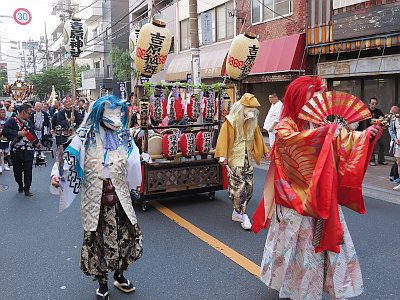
237;0;307;128
129;0;236;85
307;0;400;150
80;0;130;99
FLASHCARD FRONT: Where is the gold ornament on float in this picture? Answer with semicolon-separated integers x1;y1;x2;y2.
225;33;260;80
135;20;172;78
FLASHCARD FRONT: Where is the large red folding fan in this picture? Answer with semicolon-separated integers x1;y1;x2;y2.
298;91;372;126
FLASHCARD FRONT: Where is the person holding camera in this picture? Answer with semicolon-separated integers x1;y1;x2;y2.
2;103;41;196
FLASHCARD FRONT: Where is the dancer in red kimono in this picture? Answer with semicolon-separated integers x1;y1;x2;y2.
252;76;381;300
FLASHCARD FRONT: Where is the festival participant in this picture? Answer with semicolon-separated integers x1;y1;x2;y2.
0;108;11;173
30;102;51;158
252;76;381;300
52;97;78;147
215;93;269;230
50;96;144;300
263;93;283;147
3;103;40;196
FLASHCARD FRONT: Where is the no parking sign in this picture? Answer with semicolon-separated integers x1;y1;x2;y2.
13;8;32;26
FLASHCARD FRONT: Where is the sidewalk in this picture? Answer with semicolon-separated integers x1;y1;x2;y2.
258;136;399;204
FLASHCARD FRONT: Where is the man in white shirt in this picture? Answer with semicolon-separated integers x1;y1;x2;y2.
263;93;283;147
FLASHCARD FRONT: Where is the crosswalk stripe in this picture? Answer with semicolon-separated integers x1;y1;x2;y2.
151;201;261;278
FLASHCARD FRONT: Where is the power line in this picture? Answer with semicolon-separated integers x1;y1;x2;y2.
86;0;174;49
85;0;147;45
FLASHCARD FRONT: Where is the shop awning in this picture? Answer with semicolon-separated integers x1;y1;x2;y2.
250;33;306;75
165;41;230;81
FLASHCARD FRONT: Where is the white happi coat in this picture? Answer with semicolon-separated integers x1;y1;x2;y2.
51;126;142;231
263;100;283;146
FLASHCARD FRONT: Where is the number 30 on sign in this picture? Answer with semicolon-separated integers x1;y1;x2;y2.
13;8;32;26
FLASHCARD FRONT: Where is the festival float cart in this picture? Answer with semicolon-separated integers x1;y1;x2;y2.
132;82;232;211
129;18;257;211
2;72;34;103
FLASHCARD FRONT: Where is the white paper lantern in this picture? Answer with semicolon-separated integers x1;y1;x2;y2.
226;33;260;80
135;20;172;77
129;30;140;61
63;19;88;57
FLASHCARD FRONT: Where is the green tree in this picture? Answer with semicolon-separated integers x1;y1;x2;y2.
28;63;89;100
110;46;135;81
0;70;7;96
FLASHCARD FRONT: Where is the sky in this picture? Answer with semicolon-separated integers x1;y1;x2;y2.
0;0;60;80
0;0;59;47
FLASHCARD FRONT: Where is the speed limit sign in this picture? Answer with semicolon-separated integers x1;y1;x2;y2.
13;8;32;26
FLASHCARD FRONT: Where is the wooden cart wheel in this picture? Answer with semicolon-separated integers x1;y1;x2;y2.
141;202;150;212
209;192;215;201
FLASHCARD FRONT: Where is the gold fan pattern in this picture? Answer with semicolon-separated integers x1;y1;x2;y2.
298;91;372;126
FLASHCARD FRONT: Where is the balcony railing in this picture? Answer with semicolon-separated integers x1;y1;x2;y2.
82;68;113;79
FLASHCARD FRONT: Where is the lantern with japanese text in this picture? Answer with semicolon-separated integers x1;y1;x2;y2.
63;19;88;57
226;33;259;80
139;98;150;127
187;95;201;121
174;95;185;121
196;131;212;154
162;131;179;160
135;20;172;77
129;30;140;61
179;133;196;158
202;94;216;121
150;96;163;123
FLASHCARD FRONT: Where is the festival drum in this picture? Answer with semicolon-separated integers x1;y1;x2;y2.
148;133;163;156
179;132;196;158
196;131;212;154
162;131;179;160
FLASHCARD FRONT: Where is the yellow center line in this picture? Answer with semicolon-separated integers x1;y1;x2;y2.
151;201;261;278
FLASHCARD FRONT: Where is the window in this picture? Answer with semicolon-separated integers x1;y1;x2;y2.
216;5;226;41
169;36;175;53
252;0;261;23
94;61;100;69
198;9;216;46
197;0;234;46
226;1;235;39
180;19;190;51
252;0;292;24
92;27;98;39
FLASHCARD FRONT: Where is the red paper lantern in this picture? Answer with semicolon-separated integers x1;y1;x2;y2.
174;95;184;121
161;96;168;119
196;131;212;154
162;132;179;160
179;133;196;158
187;95;201;121
202;96;216;120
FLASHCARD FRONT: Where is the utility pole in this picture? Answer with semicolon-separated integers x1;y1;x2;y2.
31;46;37;74
189;0;201;85
22;51;27;77
147;0;154;19
44;21;50;68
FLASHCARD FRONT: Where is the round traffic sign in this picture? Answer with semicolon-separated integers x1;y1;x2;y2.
13;8;32;26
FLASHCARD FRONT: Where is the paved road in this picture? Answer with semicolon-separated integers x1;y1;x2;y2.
0;160;399;300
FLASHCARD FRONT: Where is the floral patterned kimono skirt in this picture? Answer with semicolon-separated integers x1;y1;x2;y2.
80;202;143;282
260;205;363;300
